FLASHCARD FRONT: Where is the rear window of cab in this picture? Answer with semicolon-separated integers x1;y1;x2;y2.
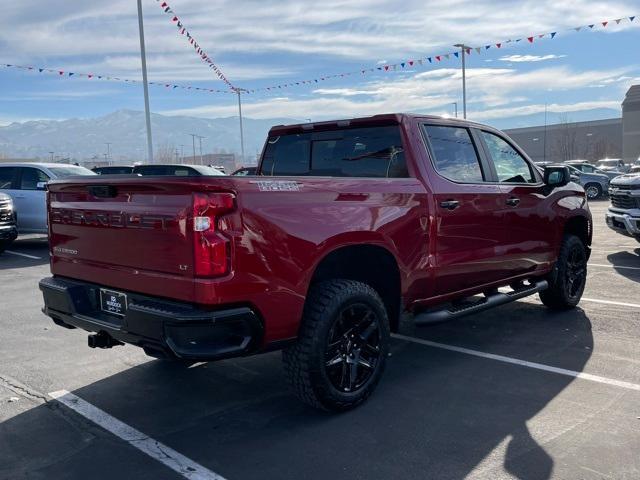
259;126;409;178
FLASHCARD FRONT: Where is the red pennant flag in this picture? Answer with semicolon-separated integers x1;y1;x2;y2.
172;16;178;22
88;74;93;79
435;56;441;61
527;37;534;43
465;48;471;55
602;21;608;27
58;71;64;75
409;60;414;66
161;1;167;6
384;65;389;71
496;43;501;48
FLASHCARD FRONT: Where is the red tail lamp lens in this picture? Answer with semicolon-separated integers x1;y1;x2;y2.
192;192;235;277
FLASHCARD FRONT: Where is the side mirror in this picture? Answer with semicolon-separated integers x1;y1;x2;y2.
544;166;570;187
36;181;48;191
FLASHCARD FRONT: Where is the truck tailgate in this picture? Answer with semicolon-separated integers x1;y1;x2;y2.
47;176;236;301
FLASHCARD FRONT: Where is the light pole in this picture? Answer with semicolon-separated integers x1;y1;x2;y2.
235;88;246;164
49;151;54;162
543;103;548;163
189;134;197;163
137;0;154;163
452;102;458;118
197;135;205;165
454;44;471;119
179;144;185;163
104;142;112;164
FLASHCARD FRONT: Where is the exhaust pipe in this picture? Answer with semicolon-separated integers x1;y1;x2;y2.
88;331;124;349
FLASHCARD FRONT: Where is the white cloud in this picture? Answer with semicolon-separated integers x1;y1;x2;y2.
161;64;630;120
1;0;637;85
499;54;567;63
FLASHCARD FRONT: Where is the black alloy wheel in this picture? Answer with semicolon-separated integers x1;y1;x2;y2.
324;303;382;393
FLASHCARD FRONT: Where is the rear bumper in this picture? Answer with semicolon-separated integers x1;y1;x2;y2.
39;276;264;361
0;225;18;242
605;209;640;238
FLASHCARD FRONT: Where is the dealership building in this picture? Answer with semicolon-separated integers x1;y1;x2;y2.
505;84;640;165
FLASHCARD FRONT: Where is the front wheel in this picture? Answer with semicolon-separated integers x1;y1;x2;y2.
0;240;12;254
584;183;602;200
539;234;587;309
283;279;390;412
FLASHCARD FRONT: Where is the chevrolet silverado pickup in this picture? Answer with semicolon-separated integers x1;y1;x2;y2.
606;172;640;242
40;114;592;411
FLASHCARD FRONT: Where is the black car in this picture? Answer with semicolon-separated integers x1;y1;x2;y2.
0;193;18;254
92;166;135;175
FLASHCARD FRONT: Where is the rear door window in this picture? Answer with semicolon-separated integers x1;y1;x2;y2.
260;126;408;178
0;167;18;189
422;125;485;183
19;168;50;190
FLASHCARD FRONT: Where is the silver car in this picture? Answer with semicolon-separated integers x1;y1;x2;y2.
565;160;621;180
596;158;629;176
565;165;609;199
0;163;95;234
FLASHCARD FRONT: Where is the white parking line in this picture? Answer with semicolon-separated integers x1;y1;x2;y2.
581;297;640;309
49;390;226;480
392;334;640;392
589;263;640;271
5;250;42;260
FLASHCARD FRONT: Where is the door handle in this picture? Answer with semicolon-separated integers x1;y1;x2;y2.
440;200;460;210
506;197;520;206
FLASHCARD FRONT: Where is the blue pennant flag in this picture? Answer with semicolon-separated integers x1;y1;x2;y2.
454;52;459;58
550;32;557;38
630;16;635;22
68;72;74;76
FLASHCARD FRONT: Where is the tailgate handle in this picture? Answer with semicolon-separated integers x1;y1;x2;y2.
87;185;118;198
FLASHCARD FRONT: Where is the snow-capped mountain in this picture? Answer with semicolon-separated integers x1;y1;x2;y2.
0;110;297;162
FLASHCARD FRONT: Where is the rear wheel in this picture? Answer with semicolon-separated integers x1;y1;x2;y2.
283;279;390;411
584;183;602;200
0;240;11;254
539;234;587;309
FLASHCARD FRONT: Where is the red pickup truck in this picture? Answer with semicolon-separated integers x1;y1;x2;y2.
40;114;591;411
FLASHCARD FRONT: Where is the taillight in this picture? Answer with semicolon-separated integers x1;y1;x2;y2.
192;192;235;277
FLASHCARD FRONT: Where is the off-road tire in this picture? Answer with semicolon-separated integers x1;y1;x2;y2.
539;234;587;309
282;279;390;412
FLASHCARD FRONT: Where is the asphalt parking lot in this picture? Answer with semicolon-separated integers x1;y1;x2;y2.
1;200;639;480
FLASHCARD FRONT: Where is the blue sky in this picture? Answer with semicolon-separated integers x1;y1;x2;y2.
1;0;639;126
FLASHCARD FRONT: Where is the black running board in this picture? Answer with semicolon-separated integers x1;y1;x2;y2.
413;280;548;325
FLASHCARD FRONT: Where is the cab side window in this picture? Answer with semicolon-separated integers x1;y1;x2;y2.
423;125;485;183
0;167;17;189
19;168;50;190
480;131;535;183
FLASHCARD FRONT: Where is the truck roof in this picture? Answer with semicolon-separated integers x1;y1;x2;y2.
268;113;489;135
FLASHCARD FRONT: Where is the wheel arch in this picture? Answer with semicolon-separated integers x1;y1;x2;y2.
563;214;592;258
308;243;403;332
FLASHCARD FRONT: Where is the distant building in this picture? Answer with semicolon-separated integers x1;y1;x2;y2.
622;84;640;164
505;118;622;164
505;84;639;164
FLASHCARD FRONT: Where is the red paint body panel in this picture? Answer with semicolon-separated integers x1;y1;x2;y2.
46;114;591;346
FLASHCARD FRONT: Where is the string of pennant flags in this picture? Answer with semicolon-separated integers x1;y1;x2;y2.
1;14;637;97
239;14;637;93
0;63;234;94
155;0;236;90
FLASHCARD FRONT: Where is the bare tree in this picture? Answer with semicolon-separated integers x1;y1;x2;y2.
155;142;176;164
552;114;580;161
